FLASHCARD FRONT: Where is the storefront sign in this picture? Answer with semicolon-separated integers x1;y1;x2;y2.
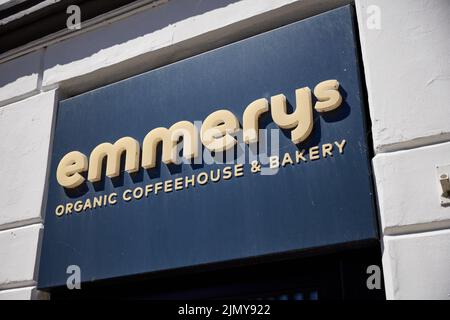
39;5;378;289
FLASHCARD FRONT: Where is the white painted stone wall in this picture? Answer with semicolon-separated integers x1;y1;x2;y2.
0;0;449;299
0;91;56;229
0;50;43;107
0;92;55;300
356;0;450;299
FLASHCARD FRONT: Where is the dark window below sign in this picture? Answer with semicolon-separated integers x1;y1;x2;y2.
49;245;386;300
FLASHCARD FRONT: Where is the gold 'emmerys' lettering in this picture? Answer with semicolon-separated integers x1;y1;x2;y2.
56;79;343;189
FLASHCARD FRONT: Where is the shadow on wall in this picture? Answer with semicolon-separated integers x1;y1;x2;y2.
44;0;242;70
0;50;40;94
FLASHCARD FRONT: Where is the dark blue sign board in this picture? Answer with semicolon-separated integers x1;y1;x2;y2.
39;5;378;289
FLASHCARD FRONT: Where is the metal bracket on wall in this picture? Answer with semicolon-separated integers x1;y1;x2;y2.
436;165;450;207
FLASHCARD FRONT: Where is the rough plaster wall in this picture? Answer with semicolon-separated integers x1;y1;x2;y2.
356;0;450;153
0;91;56;298
0;91;56;229
356;0;450;300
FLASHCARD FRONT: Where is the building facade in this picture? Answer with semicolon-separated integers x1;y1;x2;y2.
0;0;449;300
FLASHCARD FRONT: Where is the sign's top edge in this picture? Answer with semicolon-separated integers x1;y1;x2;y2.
59;4;354;105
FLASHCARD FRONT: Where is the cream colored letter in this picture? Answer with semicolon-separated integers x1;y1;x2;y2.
56;151;88;188
88;137;140;182
201;110;240;152
142;121;199;169
314;80;342;112
271;87;313;144
243;98;269;144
